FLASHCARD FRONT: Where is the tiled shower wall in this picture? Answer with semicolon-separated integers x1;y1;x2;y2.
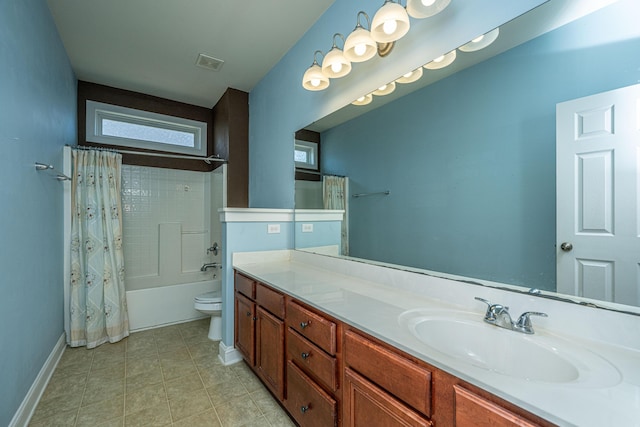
121;165;222;291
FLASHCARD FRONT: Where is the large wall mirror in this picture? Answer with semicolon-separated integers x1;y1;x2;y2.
294;0;640;314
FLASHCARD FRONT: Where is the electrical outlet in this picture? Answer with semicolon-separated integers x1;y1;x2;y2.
302;223;314;233
267;224;281;234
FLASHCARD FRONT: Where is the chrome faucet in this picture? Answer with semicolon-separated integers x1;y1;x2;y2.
200;262;222;272
475;297;547;334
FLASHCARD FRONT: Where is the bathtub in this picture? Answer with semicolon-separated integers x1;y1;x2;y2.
126;279;221;331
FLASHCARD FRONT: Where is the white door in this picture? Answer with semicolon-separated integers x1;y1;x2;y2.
557;84;640;306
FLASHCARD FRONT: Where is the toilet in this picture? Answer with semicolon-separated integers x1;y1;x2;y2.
194;290;223;341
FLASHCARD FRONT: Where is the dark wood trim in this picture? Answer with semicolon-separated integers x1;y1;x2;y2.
213;88;249;207
77;81;216;172
295;170;322;181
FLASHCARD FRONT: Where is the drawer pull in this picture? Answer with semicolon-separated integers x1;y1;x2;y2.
300;321;311;329
301;352;310;360
246;311;251;317
300;404;311;414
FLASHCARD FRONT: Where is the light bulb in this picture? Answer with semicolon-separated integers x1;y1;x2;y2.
434;55;445;63
383;19;397;35
421;0;436;5
331;62;342;73
378;84;388;91
403;71;413;78
472;35;485;43
357;96;366;102
311;79;320;87
354;43;367;56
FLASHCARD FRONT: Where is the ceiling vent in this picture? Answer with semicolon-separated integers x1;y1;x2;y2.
196;54;224;72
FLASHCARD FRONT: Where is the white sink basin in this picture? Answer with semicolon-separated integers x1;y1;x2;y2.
398;309;620;387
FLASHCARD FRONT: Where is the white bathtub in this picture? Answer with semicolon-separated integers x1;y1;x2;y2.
126;279;221;331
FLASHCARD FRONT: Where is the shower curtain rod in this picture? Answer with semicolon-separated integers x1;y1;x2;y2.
68;145;226;164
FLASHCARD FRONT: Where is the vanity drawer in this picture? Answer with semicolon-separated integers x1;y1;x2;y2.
256;282;285;319
235;272;255;299
453;385;539;427
287;328;338;392
285;360;337;427
287;300;337;355
344;329;432;417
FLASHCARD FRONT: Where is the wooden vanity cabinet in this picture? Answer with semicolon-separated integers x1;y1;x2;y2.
234;273;285;400
285;299;341;427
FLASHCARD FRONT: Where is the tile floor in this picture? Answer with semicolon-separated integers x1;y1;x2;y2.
29;319;295;427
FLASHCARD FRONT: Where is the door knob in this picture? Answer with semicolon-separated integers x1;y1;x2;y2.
560;242;573;252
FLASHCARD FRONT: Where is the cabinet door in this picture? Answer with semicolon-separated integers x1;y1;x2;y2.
286;361;337;427
256;306;285;400
235;292;255;366
344;368;432;427
453;385;539;427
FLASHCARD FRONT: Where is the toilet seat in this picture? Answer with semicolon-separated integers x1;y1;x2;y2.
195;290;222;303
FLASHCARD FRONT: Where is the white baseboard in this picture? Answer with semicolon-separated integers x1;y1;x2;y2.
10;333;66;427
218;341;242;366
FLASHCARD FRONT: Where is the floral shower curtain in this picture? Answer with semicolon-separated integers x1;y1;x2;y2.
323;175;349;256
69;149;129;348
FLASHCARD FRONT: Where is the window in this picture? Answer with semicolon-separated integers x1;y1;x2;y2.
86;100;207;156
295;139;318;170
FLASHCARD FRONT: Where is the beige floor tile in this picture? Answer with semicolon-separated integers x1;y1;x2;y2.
172;408;222;427
125;368;164;392
193;354;222;370
125;382;167;415
250;386;281;415
82;373;124;406
92;354;126;373
76;395;124;427
198;364;238;388
30;392;83;422
53;358;93;378
125;356;160;377
160;357;198;381
263;408;296;427
168;388;212;422
156;337;187;354
95;416;125;427
215;396;264;427
94;340;127;354
40;372;87;402
58;346;94;367
126;346;158;360
165;373;204;400
206;381;248;406
89;363;125;380
231;364;264;393
124;401;172;427
187;340;218;359
159;347;191;363
28;407;78;427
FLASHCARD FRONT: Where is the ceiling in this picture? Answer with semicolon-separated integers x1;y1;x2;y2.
46;0;336;108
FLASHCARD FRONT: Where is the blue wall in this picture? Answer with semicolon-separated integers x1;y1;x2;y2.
221;221;293;346
0;0;76;424
321;1;640;291
248;0;544;208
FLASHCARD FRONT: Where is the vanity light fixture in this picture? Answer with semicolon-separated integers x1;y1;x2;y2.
322;33;352;78
372;81;396;96
396;66;423;83
458;27;500;52
352;93;374;106
371;0;411;43
344;12;378;63
302;50;330;91
406;0;451;19
424;49;457;69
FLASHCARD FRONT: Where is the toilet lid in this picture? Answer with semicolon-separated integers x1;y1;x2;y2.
195;290;222;303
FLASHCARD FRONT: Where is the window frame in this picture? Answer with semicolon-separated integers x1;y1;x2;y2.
295;139;319;171
85;100;208;156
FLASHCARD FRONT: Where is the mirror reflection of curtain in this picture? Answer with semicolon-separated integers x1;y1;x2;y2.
323;175;348;256
69;149;129;348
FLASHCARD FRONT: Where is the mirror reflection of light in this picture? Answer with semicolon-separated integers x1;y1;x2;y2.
433;55;445;63
379;84;388;91
472;34;485;43
403;71;414;78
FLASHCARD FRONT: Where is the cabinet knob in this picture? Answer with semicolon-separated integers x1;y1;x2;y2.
300;321;310;329
300;404;310;414
301;352;310;360
246;311;251;317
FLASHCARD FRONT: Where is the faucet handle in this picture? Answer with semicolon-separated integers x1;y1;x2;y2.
515;311;548;334
475;297;498;321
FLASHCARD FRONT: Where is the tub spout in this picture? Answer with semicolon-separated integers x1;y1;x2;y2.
201;262;221;272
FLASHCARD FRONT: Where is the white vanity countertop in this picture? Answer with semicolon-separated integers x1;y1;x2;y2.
233;251;640;427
